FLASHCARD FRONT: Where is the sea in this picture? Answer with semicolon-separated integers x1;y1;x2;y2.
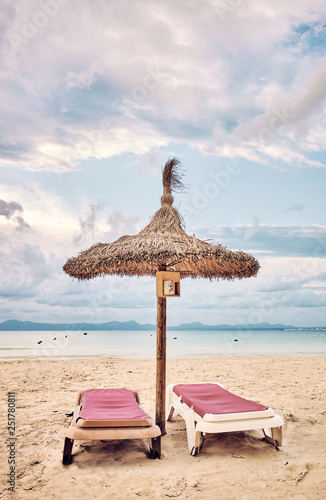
0;328;326;359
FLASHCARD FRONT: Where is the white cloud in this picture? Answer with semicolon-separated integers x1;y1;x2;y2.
0;237;53;299
65;63;99;90
209;60;326;166
0;0;325;171
0;182;79;243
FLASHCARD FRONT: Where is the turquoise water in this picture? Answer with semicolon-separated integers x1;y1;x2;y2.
0;329;326;359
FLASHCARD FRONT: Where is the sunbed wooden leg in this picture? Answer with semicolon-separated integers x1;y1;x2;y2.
263;426;282;448
167;405;175;421
62;437;74;465
149;436;161;459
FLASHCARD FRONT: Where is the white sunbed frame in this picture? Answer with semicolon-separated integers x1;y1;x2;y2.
167;383;284;455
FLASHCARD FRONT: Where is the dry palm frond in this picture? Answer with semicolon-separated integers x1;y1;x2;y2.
161;158;185;206
162;158;184;192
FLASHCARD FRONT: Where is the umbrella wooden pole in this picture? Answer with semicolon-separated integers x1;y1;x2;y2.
155;295;167;435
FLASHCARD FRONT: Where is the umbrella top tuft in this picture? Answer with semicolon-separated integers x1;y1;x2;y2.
161;157;184;206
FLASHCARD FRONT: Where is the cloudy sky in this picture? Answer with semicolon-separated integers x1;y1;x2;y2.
0;0;325;327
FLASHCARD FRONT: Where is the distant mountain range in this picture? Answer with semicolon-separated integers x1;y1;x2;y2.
0;319;308;331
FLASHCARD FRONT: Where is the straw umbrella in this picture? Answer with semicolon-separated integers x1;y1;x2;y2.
63;158;259;434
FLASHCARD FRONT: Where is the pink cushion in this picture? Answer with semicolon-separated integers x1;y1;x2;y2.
78;389;150;423
173;383;268;418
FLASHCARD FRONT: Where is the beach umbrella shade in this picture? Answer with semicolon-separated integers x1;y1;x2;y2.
63;158;260;434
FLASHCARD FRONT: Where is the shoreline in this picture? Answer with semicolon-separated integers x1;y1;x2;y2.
1;357;325;499
1;351;325;361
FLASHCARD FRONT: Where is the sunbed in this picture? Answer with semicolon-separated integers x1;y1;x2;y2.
63;388;161;464
167;383;283;455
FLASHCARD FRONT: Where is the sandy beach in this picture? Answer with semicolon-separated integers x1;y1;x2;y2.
1;357;325;499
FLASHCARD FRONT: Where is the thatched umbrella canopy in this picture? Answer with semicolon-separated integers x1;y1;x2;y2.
63;158;259;433
64;159;259;281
